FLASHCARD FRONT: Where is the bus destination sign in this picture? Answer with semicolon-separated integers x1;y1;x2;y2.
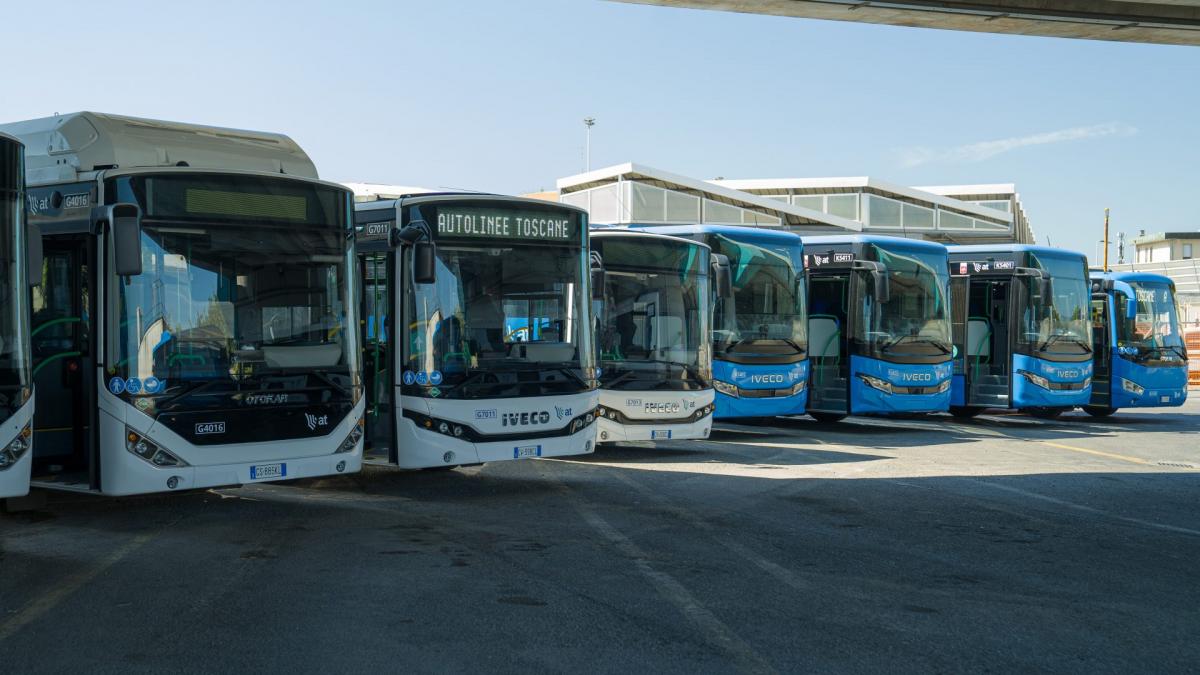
435;207;577;242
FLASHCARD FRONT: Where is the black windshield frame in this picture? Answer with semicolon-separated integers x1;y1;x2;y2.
0;139;32;422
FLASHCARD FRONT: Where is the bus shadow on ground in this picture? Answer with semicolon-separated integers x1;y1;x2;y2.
574;442;891;467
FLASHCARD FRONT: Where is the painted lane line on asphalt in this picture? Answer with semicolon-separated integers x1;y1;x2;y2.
1035;440;1154;466
970;479;1200;538
0;530;159;643
546;472;777;675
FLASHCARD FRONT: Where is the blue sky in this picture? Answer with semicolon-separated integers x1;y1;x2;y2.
3;0;1198;257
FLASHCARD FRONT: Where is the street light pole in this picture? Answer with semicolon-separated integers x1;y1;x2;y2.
1103;207;1110;272
583;117;595;172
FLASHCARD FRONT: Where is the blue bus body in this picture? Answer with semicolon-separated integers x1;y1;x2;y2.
803;235;954;420
947;245;1093;417
1085;270;1188;417
627;225;808;419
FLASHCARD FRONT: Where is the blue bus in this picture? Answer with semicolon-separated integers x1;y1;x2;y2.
1085;270;1188;417
802;235;953;422
629;225;808;420
947;245;1093;419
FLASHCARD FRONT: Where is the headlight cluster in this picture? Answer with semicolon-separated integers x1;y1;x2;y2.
713;380;739;397
1120;378;1145;395
790;380;807;396
1019;370;1051;390
0;424;31;471
596;403;714;425
409;408;598;442
336;417;365;453
1019;370;1092;391
856;374;951;395
126;428;188;467
857;374;895;394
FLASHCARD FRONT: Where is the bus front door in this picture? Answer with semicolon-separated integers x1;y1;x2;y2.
360;251;396;464
30;236;97;489
1089;294;1112;408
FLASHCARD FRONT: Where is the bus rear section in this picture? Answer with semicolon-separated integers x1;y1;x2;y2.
591;230;716;443
947;245;1093;419
0;133;36;498
803;235;953;422
1085;271;1187;417
357;192;599;469
5;112;364;496
629;225;809;421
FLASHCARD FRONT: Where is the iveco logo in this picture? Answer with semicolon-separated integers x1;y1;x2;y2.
502;411;552;427
901;373;933;382
751;374;785;384
1059;370;1080;379
645;402;682;414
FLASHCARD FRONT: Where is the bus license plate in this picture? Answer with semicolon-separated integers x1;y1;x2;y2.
250;463;287;480
651;430;672;440
514;445;542;459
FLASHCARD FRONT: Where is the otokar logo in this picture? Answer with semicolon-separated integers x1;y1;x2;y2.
195;422;225;435
750;374;785;384
305;413;330;431
245;393;290;406
502;411;552;427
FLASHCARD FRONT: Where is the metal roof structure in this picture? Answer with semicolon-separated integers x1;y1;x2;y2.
0;112;318;185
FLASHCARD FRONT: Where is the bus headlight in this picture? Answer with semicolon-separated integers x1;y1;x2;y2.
856;374;894;394
1120;378;1144;395
125;428;189;467
790;380;807;396
713;380;738;397
0;424;32;471
934;379;951;394
1018;370;1051;390
336;417;365;453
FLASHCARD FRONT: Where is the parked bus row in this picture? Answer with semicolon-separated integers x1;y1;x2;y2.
0;113;1188;502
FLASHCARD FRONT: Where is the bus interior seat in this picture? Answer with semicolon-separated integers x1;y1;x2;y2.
967;318;991;358
809;316;841;358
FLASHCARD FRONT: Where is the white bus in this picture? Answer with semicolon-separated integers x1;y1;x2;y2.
356;189;599;468
590;229;724;443
0;132;37;498
1;112;363;495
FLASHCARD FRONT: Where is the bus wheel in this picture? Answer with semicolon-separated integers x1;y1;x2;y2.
1025;407;1065;420
948;406;984;419
1083;406;1117;418
809;412;846;423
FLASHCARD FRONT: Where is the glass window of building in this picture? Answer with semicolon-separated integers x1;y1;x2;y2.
1184;243;1193;259
631;182;666;222
902;203;935;230
826;193;859;220
666;190;700;222
793;195;823;212
867;195;902;228
704;199;743;224
589;184;620;224
939;210;972;230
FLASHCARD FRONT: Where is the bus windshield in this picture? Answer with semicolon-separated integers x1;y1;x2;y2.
405;241;593;399
1023;253;1091;357
0;146;32;422
707;233;806;357
1117;282;1186;363
861;245;951;361
596;237;711;391
107;174;360;411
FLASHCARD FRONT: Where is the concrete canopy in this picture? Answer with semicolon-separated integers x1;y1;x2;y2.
611;0;1200;46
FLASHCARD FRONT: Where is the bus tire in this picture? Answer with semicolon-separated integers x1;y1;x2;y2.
809;412;846;423
949;406;984;419
1083;405;1117;418
1025;406;1065;420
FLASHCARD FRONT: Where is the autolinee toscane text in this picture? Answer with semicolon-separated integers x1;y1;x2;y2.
436;208;575;241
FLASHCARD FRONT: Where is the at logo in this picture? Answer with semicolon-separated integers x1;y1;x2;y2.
305;413;330;431
554;406;573;420
502;411;552;427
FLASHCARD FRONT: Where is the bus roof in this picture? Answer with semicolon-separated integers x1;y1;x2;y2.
627;224;802;244
0;111;318;185
802;234;947;254
947;243;1087;261
590;228;712;252
1090;269;1175;285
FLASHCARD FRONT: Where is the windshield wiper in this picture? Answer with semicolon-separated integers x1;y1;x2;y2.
1037;334;1092;354
882;335;952;355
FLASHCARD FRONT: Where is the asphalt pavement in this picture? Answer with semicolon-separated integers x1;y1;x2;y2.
2;401;1198;673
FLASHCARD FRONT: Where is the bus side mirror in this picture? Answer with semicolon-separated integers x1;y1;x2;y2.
1126;298;1137;320
873;270;891;304
712;253;733;299
26;222;43;288
99;203;143;276
413;241;437;284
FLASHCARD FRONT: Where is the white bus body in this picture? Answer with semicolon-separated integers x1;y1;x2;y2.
0;132;36;498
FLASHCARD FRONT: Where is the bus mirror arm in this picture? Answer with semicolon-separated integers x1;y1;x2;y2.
590;251;605;301
94;203;143;276
26;222;43;288
852;260;889;304
1111;280;1138;319
395;220;437;284
711;254;733;299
